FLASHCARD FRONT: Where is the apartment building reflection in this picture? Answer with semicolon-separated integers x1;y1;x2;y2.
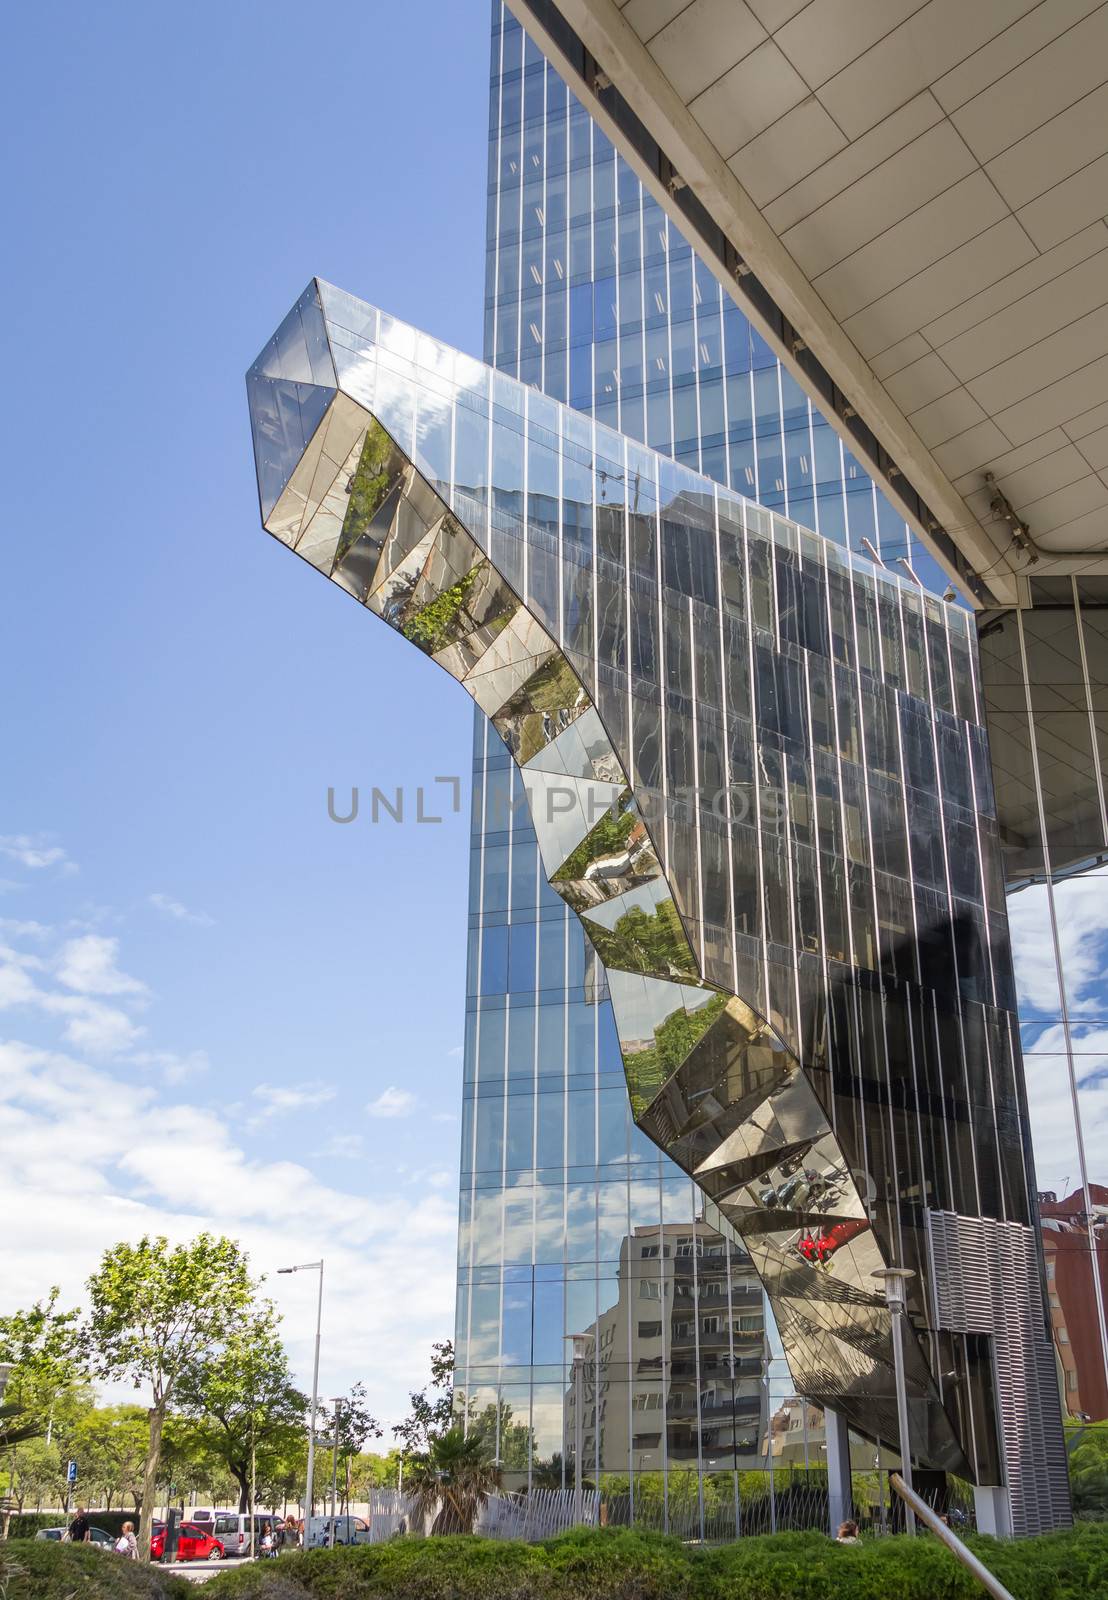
1040;1187;1108;1421
562;1218;837;1481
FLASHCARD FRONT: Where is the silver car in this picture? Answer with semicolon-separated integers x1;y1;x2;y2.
34;1526;115;1549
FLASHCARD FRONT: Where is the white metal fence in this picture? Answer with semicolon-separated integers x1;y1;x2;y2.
471;1478;975;1545
476;1489;601;1540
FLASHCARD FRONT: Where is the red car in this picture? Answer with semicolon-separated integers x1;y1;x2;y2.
150;1521;225;1562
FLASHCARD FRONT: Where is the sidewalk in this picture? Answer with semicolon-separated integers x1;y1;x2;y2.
174;1555;253;1585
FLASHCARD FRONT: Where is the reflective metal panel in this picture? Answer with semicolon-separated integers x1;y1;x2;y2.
248;280;1067;1526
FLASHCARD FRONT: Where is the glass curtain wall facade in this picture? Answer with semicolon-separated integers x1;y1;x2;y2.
979;580;1108;1436
458;2;954;1518
477;2;1108;1476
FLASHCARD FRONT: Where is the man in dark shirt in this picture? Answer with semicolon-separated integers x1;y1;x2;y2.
67;1507;91;1543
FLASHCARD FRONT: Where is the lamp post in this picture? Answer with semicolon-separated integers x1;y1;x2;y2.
328;1397;344;1548
278;1259;324;1521
564;1333;593;1524
873;1266;916;1535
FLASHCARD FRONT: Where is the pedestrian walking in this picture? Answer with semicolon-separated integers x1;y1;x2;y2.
835;1519;860;1544
66;1507;91;1543
114;1521;139;1560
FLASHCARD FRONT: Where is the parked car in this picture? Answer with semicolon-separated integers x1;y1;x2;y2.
34;1526;114;1548
303;1514;372;1548
209;1511;280;1556
150;1521;225;1562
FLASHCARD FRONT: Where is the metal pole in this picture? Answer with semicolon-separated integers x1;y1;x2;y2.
873;1267;915;1535
329;1399;342;1548
309;1267;323;1517
278;1260;324;1523
890;1304;915;1532
574;1357;583;1523
891;1475;1015;1600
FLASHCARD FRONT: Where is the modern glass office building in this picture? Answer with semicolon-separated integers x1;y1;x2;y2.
486;0;1108;1470
456;0;978;1527
245;1;1108;1540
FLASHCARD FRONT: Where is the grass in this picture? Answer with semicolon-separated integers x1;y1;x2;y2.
0;1539;191;1599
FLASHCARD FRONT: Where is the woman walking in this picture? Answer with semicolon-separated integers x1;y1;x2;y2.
114;1521;139;1560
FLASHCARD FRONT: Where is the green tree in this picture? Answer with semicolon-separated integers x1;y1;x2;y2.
71;1406;150;1513
179;1308;307;1515
392;1342;454;1456
0;1291;86;1536
2;1437;61;1511
465;1400;533;1474
1068;1420;1108;1514
317;1384;381;1513
85;1233;257;1560
349;1448;404;1497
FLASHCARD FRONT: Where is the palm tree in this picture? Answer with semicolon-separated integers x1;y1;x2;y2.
406;1427;499;1534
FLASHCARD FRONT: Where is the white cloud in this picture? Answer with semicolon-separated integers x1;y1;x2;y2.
56;935;146;998
314;1133;365;1160
251;1081;337;1122
446;1044;463;1059
61;1000;143;1056
0;919;51;940
129;1047;210;1086
0;940;143;1057
0;1035;456;1428
1008;868;1108;1016
367;1086;417;1119
1022;1020;1108;1199
0;918;453;1428
0;834;76;874
148;892;214;928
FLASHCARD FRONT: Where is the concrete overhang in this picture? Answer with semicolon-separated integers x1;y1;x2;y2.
507;0;1108;608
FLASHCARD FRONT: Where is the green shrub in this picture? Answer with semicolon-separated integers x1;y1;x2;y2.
197;1524;1108;1600
968;1522;1108;1600
7;1508;135;1540
0;1539;191;1599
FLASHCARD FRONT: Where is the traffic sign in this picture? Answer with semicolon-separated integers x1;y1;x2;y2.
66;1460;77;1485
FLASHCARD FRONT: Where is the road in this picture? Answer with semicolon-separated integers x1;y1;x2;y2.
173;1555;254;1585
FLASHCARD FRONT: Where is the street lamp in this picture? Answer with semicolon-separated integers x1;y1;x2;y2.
278;1259;324;1521
328;1397;345;1548
873;1266;916;1535
564;1333;594;1525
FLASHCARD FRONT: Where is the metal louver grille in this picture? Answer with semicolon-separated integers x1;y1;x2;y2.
926;1210;1071;1536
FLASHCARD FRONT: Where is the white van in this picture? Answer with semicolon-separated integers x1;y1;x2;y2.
304;1514;371;1548
209;1511;281;1555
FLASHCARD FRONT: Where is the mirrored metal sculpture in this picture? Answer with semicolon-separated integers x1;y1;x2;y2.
248;280;1070;1533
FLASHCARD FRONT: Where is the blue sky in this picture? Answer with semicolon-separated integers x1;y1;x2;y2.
0;0;492;1425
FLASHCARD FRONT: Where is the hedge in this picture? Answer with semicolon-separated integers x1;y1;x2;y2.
198;1523;1108;1600
0;1539;190;1599
6;1509;136;1540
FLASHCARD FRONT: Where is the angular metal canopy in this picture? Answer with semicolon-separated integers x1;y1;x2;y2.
247;279;1070;1532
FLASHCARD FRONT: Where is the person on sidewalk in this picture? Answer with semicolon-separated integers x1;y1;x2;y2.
114;1521;139;1560
66;1507;91;1543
